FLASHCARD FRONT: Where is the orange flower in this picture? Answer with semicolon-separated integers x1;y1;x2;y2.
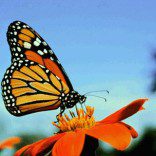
0;137;21;150
14;98;148;156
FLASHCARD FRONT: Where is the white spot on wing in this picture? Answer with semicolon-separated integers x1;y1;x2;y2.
24;42;31;49
49;50;53;53
43;49;48;53
42;41;47;46
36;37;41;43
37;50;44;55
15;53;18;56
17;26;21;29
17;47;21;52
50;57;54;61
34;41;40;46
14;31;17;35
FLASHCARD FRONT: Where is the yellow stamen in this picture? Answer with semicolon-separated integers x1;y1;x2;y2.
64;114;70;121
52;106;95;132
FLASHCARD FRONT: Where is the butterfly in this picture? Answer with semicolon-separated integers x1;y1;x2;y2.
1;21;86;116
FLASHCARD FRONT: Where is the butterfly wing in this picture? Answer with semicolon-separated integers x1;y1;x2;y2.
1;59;70;116
7;21;73;90
2;21;74;116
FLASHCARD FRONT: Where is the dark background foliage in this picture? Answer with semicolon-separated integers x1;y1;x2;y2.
151;52;156;92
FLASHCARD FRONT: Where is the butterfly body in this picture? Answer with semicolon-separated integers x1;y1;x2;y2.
60;91;86;109
1;21;86;116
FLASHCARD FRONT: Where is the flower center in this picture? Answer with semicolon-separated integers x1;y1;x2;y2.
52;106;95;132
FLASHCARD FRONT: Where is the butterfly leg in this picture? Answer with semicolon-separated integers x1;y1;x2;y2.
75;104;78;112
59;105;65;116
55;105;65;123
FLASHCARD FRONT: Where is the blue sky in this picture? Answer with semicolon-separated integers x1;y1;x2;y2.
0;0;156;150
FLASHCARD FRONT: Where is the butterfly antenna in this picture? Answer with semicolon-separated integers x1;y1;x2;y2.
86;94;107;102
84;90;109;96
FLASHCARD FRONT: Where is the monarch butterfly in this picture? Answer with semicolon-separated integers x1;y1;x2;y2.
1;21;86;116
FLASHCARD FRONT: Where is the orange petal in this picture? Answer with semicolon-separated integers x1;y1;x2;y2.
0;137;21;150
52;130;85;156
86;123;131;150
100;98;148;124
119;122;138;138
14;145;30;156
30;133;65;156
14;133;65;156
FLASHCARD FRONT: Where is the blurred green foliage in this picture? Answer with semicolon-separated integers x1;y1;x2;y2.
0;130;46;155
14;133;47;152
